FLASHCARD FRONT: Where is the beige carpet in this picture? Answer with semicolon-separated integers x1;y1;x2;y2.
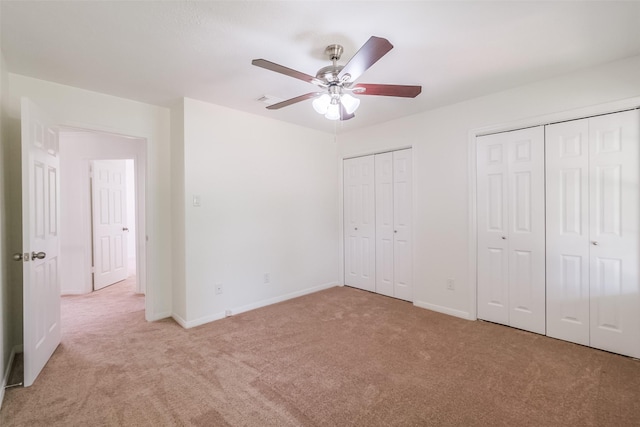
2;280;640;426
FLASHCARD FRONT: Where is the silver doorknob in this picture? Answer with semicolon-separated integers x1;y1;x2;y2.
12;253;23;261
355;227;358;231
592;241;599;246
394;230;398;233
501;236;507;240
31;251;46;261
123;227;129;232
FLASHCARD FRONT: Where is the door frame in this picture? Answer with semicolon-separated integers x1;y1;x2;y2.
59;127;148;302
467;96;640;322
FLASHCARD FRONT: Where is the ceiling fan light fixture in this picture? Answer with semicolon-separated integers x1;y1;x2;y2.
324;103;340;120
312;94;331;114
340;93;360;115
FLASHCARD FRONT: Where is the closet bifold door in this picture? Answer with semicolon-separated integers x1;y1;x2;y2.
546;110;640;358
374;149;413;301
588;111;640;358
344;155;376;292
477;127;545;334
545;119;590;346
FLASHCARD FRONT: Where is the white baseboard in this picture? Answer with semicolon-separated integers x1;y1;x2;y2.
172;282;339;329
413;300;473;320
228;282;338;317
148;310;172;322
1;345;21;410
172;311;226;329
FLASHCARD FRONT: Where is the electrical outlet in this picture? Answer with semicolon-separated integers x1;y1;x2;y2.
446;278;455;291
215;283;223;295
264;273;270;284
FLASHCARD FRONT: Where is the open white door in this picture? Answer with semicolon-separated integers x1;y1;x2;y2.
92;160;128;290
22;98;61;387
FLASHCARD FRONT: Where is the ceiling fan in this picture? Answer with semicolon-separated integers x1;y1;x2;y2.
251;36;422;121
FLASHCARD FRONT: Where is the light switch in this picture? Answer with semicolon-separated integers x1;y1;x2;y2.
193;195;201;207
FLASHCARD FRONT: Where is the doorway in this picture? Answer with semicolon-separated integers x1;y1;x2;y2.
59;129;146;296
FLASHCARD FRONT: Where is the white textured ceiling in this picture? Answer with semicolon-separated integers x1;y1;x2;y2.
2;1;640;134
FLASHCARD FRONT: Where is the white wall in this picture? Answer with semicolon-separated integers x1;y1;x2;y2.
0;32;10;399
175;98;339;327
170;100;186;321
125;159;136;272
59;132;144;295
7;74;172;321
337;54;640;320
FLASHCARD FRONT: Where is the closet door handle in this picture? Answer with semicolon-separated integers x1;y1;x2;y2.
501;236;507;240
592;241;599;246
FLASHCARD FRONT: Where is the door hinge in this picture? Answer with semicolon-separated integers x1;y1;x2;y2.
91;266;95;273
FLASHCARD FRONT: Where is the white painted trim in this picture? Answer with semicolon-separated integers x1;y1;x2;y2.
175;283;340;329
229;282;338;317
414;300;472;320
467;96;640;324
148;311;172;322
173;311;226;329
1;346;22;409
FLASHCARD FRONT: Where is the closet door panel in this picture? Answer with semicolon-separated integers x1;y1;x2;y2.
546;119;590;345
375;153;394;297
507;127;546;334
589;110;640;358
344;156;376;292
477;134;510;325
393;149;413;302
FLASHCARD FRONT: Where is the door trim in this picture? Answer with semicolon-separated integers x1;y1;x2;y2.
467;96;640;322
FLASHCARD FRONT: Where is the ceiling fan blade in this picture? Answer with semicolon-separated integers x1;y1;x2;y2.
337;36;393;83
252;59;323;86
339;103;355;121
353;83;422;98
266;92;322;110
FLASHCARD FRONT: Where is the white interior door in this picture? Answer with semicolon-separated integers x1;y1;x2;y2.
21;98;61;387
546;118;590;346
92;160;128;290
477;133;510;325
392;149;413;302
477;128;545;333
506;127;545;334
375;152;394;297
344;156;375;292
588;110;640;358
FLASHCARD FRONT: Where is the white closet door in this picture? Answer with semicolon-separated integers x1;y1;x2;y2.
546;119;590;345
477;133;510;325
588;111;640;358
393;149;413;302
375;152;394;297
507;127;546;334
344;156;376;292
477;128;545;333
